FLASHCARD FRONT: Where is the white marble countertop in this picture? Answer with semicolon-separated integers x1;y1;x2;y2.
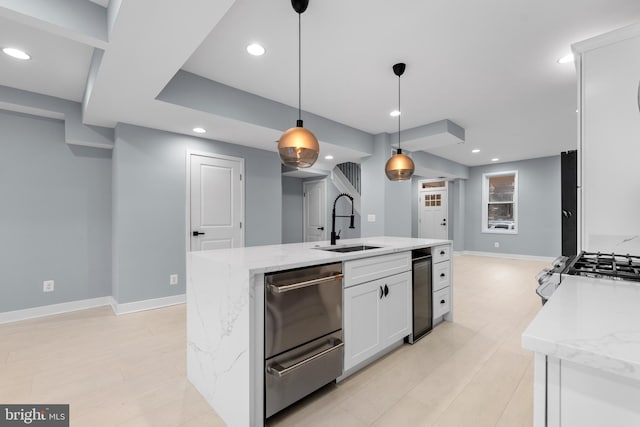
188;236;450;275
522;275;640;381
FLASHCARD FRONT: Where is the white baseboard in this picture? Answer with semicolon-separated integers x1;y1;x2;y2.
458;250;554;262
0;294;187;325
0;296;111;325
110;294;185;315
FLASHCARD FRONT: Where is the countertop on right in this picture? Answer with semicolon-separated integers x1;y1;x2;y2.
522;275;640;382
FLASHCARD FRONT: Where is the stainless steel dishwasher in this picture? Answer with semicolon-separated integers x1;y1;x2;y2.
407;248;433;343
264;262;344;418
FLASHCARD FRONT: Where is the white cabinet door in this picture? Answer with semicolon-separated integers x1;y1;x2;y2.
344;279;383;371
303;180;326;242
381;271;411;347
190;153;244;251
344;272;412;371
579;34;640;253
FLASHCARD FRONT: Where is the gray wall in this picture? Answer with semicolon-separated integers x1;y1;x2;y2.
112;123;282;304
360;133;389;237
282;176;303;243
463;156;561;257
451;179;466;251
385;177;412;237
0;110;112;312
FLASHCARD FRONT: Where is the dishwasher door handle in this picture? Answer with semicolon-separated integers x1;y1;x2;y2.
266;339;344;378
268;274;343;293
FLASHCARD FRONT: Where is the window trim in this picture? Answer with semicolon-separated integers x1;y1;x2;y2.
481;170;518;235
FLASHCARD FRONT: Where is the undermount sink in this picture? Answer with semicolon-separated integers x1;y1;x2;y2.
316;244;382;253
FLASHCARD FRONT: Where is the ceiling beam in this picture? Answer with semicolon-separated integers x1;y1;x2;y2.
81;0;236;127
158;71;375;156
0;85;113;148
0;0;108;48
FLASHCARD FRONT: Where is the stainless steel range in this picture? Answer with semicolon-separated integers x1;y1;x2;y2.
536;251;640;303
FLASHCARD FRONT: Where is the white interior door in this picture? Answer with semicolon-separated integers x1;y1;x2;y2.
419;189;448;240
303;180;326;242
190;153;244;251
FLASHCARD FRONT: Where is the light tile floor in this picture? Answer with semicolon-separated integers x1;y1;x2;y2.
0;255;546;426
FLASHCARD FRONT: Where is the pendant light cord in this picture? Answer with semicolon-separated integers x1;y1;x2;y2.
298;12;302;122
398;73;401;150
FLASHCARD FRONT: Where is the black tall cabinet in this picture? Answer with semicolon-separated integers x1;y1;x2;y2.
561;150;578;256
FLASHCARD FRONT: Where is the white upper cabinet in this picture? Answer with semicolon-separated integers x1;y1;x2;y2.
574;24;640;253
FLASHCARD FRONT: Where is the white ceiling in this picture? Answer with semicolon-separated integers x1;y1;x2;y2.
183;0;640;166
0;15;94;101
0;0;640;169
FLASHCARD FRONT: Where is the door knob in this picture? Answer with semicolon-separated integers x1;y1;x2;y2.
192;231;205;236
317;227;325;230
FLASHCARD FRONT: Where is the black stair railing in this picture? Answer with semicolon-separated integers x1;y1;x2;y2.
336;162;361;195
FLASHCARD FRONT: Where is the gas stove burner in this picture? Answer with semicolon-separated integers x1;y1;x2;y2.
566;251;640;282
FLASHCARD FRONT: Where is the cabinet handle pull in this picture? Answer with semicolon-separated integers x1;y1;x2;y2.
440;250;445;255
380;286;383;299
440;299;445;304
269;274;343;293
440;273;445;278
384;284;389;297
266;339;344;378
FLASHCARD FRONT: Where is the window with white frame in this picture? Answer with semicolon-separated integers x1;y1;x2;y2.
482;171;518;234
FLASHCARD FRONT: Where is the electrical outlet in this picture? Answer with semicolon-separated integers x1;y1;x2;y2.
494;242;500;248
43;280;55;292
367;214;376;223
169;274;178;285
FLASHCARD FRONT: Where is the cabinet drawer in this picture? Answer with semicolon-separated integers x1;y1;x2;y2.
432;244;450;263
433;287;451;319
344;252;411;287
432;260;451;292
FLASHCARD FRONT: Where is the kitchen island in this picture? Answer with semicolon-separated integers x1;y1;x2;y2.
522;276;640;426
187;236;451;427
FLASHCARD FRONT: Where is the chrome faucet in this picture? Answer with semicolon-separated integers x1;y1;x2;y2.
331;193;355;245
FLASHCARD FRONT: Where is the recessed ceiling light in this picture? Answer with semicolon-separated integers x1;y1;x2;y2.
557;53;574;64
491;158;499;162
389;110;401;117
246;43;265;56
324;155;334;160
472;149;480;153
192;127;206;134
2;47;30;60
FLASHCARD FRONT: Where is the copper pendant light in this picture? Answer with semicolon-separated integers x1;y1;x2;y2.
278;0;319;168
385;62;415;181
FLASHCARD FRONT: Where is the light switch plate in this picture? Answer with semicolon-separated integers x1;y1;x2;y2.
367;214;376;222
